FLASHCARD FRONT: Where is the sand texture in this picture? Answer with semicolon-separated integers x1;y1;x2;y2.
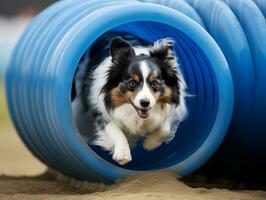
0;126;265;200
1;171;266;200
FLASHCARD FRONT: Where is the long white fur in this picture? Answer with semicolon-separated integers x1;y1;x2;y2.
72;43;188;165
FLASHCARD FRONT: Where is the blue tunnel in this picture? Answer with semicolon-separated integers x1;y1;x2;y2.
5;0;266;183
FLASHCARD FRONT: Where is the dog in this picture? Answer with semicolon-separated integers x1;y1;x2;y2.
72;36;188;165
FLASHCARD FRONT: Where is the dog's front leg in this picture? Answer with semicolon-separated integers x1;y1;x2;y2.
105;122;132;165
143;121;171;151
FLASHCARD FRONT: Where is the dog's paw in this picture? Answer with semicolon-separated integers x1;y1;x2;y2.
112;147;132;165
143;138;162;151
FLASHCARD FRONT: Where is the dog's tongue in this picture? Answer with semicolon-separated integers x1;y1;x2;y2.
137;108;151;119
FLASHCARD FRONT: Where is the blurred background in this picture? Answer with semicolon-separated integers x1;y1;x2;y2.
0;0;265;192
0;0;55;176
0;0;55;80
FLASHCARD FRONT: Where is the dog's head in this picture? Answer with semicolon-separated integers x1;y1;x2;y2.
103;37;183;119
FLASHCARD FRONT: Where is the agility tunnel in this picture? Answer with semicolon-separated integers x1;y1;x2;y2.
5;0;266;183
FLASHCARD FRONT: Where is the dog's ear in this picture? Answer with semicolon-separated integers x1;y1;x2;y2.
150;38;182;106
150;38;178;79
149;38;175;64
110;37;135;66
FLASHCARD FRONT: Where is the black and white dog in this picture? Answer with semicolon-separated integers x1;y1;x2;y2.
72;35;187;165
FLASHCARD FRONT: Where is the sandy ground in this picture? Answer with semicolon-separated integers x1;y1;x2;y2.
0;90;266;200
1;127;266;200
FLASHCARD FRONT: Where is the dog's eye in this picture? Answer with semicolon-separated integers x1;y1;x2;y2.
127;80;137;90
151;81;160;91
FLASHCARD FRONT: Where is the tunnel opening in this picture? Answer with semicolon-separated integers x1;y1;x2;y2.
71;21;219;171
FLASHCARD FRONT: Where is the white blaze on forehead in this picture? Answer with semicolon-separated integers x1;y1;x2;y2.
134;61;156;108
140;60;150;80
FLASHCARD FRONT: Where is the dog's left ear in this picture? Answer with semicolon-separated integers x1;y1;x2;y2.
149;38;175;65
150;38;182;106
149;38;178;79
110;37;135;66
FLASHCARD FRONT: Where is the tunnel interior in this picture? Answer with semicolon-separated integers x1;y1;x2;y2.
72;21;219;171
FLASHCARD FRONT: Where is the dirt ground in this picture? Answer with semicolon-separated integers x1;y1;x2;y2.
1;125;266;200
0;88;266;200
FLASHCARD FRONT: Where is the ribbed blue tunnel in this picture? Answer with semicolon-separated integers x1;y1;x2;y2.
91;22;222;171
5;0;265;182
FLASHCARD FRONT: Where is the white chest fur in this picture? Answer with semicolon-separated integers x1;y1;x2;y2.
110;103;171;136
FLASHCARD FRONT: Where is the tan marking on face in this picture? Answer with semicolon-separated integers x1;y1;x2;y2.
111;84;140;107
158;86;172;104
111;87;127;107
132;74;140;82
151;91;161;102
148;74;157;82
126;88;141;105
125;90;135;99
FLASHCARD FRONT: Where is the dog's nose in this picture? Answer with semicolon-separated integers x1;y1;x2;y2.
140;99;150;108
